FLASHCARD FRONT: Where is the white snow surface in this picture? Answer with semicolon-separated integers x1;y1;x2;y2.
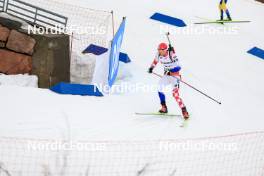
0;74;38;87
0;0;264;141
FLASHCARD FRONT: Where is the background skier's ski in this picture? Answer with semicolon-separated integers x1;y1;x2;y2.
194;20;251;25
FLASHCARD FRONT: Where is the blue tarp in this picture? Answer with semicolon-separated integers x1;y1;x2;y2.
82;44;108;55
119;52;131;63
50;82;103;96
248;47;264;60
82;44;131;63
150;13;187;27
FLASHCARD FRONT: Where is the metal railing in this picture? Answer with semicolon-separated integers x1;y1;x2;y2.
0;0;5;12
5;0;68;29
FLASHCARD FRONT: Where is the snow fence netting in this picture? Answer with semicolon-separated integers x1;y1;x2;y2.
0;131;263;176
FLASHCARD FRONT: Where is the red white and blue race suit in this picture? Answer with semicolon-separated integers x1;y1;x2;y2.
150;50;186;109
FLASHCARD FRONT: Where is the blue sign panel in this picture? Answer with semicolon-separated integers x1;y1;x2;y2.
108;18;126;87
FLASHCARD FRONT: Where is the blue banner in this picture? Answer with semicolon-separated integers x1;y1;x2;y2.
108;18;126;87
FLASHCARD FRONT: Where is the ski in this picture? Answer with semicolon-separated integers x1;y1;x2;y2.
136;112;188;127
135;112;182;117
194;16;224;25
135;112;190;127
194;20;251;25
180;119;189;128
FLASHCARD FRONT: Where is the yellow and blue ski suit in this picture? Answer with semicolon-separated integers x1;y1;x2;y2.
219;0;232;20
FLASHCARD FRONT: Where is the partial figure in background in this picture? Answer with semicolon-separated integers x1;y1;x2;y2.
219;0;232;21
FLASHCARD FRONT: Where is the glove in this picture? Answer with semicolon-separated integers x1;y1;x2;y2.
164;70;171;75
148;67;154;73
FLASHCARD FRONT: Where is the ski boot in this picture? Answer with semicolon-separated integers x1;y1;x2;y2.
227;17;232;21
181;107;189;120
159;103;168;114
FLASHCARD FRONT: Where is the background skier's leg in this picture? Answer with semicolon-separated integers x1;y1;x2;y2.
220;10;224;20
226;9;232;20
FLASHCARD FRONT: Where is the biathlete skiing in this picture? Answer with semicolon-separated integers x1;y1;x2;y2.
219;0;232;21
148;42;190;120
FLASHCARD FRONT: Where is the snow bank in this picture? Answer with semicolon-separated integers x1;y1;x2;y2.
114;62;133;82
0;12;32;30
0;74;38;87
70;52;96;84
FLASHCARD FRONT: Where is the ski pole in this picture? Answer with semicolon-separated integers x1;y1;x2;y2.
152;72;222;105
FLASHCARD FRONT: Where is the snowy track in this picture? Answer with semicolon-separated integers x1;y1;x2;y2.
0;0;264;141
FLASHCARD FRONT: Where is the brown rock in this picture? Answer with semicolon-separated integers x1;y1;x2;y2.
0;26;10;42
0;49;32;74
6;30;36;55
0;41;5;48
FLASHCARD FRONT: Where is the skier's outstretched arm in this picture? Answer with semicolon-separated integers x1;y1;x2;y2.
148;57;159;73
